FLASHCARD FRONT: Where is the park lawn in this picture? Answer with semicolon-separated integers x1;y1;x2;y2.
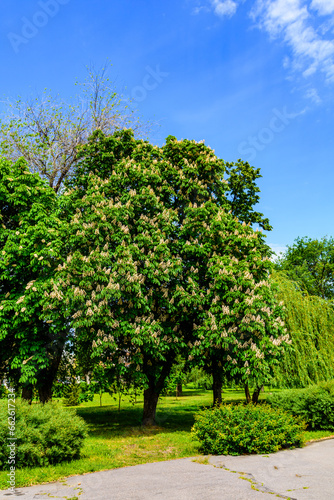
0;387;333;490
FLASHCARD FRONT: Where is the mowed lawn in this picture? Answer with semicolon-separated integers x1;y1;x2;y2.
0;387;333;490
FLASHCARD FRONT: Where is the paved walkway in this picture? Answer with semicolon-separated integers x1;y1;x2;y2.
1;439;334;500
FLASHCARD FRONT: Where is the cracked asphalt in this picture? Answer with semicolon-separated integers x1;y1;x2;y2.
1;439;333;500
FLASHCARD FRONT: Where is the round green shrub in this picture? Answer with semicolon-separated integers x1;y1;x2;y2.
191;403;306;455
267;380;334;430
0;400;88;470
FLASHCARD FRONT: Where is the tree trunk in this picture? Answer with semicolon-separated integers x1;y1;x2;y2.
176;383;182;398
38;351;63;403
38;383;53;404
212;372;222;405
142;385;160;426
245;384;251;404
22;385;33;404
252;386;262;404
142;356;174;426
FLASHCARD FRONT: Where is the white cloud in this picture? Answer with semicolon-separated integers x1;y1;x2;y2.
305;87;322;103
268;243;287;260
211;0;238;17
196;0;334;89
251;0;334;83
252;0;308;36
311;0;334;16
193;5;207;14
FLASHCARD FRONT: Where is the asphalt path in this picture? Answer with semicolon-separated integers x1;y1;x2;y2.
1;439;333;500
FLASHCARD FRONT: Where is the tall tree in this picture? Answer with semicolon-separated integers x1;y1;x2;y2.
0;157;67;402
47;130;288;423
275;236;334;301
48;130;184;424
0;65;147;193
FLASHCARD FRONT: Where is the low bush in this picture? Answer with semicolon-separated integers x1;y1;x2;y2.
0;400;88;470
191;403;305;455
267;380;334;430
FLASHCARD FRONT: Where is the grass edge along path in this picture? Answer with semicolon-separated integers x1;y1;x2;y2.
0;388;333;490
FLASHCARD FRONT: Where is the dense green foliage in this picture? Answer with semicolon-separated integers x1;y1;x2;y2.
0;157;68;400
191;403;305;455
0;401;87;469
275;236;334;300
267;380;334;430
224;160;272;231
272;272;334;387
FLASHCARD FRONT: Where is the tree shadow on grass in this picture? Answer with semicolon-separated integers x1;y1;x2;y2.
76;405;196;437
76;398;243;439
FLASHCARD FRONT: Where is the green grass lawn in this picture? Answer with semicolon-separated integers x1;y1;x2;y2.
0;386;333;490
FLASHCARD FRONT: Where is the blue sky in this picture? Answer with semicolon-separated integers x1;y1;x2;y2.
1;0;333;254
